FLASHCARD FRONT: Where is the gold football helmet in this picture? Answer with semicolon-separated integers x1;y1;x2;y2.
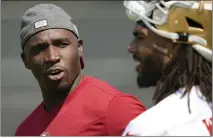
124;1;212;62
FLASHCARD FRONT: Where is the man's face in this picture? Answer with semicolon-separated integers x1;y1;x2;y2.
22;29;83;93
128;22;172;88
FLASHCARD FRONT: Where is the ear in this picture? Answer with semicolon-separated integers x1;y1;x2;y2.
21;52;30;69
78;39;83;57
77;39;84;69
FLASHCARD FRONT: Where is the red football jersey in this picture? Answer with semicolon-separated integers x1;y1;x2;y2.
15;76;146;136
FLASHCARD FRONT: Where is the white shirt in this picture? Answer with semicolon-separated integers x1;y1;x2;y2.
122;86;212;136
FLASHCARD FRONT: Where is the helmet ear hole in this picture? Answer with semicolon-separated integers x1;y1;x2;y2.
186;17;203;29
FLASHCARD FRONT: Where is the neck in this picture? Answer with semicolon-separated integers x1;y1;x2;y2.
41;74;83;111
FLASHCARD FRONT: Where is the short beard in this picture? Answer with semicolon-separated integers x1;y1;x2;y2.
137;54;164;88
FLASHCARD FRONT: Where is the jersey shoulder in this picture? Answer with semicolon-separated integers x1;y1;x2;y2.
122;86;212;136
15;102;44;136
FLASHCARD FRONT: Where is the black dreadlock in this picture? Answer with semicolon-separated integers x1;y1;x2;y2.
153;43;212;112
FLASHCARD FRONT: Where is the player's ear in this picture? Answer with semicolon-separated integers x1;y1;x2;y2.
78;39;83;57
78;39;84;69
21;52;30;69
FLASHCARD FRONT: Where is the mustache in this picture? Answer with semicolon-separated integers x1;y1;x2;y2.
134;52;162;64
133;54;142;61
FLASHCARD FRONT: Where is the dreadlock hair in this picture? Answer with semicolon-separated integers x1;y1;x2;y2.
153;43;212;112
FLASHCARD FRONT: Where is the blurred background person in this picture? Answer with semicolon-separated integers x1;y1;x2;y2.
122;0;212;136
1;1;150;136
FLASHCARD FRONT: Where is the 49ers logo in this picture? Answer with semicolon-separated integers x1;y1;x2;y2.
202;117;212;136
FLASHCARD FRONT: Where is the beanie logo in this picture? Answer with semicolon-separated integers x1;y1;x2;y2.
35;20;47;29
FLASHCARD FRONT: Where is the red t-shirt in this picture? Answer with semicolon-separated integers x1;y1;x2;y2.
15;76;146;136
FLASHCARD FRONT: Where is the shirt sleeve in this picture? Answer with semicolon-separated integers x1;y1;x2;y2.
105;94;146;136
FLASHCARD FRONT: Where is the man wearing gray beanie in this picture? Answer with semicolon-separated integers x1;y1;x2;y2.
15;3;146;136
